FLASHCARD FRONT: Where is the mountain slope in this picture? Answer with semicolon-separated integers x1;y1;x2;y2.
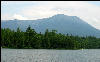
1;14;100;37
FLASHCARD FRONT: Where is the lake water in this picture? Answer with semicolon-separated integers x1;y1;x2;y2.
1;49;100;62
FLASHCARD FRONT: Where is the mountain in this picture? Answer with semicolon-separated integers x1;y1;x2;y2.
1;14;100;37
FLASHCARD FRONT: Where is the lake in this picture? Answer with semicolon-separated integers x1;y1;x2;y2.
1;48;100;62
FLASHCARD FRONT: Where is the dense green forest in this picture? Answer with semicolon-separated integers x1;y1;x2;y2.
1;26;100;49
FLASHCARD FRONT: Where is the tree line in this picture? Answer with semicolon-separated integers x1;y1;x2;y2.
1;26;100;49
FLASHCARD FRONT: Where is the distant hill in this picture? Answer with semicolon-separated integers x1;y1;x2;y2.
1;14;100;37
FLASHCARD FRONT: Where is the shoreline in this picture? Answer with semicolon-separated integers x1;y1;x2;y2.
1;48;100;50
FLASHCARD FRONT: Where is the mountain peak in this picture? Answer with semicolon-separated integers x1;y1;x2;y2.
51;14;79;19
1;14;100;38
51;14;69;19
53;14;68;17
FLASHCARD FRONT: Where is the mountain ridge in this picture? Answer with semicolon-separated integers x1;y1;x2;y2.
1;14;100;38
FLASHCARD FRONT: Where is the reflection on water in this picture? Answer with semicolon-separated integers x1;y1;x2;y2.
1;49;100;62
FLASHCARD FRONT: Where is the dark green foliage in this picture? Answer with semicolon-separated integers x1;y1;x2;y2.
1;26;100;49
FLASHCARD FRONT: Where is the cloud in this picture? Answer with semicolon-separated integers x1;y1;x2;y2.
13;14;28;20
1;1;100;30
1;14;13;21
20;1;100;29
1;14;28;20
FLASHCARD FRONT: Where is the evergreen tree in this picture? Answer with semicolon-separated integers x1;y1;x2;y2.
1;26;100;49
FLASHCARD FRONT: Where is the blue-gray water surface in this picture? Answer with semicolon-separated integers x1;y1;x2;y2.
1;48;100;62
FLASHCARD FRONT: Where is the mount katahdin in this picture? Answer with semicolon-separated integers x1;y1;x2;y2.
1;14;100;38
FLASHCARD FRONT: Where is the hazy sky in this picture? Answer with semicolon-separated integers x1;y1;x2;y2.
1;1;100;30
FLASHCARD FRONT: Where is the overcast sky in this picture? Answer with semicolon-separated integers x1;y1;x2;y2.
1;1;100;30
